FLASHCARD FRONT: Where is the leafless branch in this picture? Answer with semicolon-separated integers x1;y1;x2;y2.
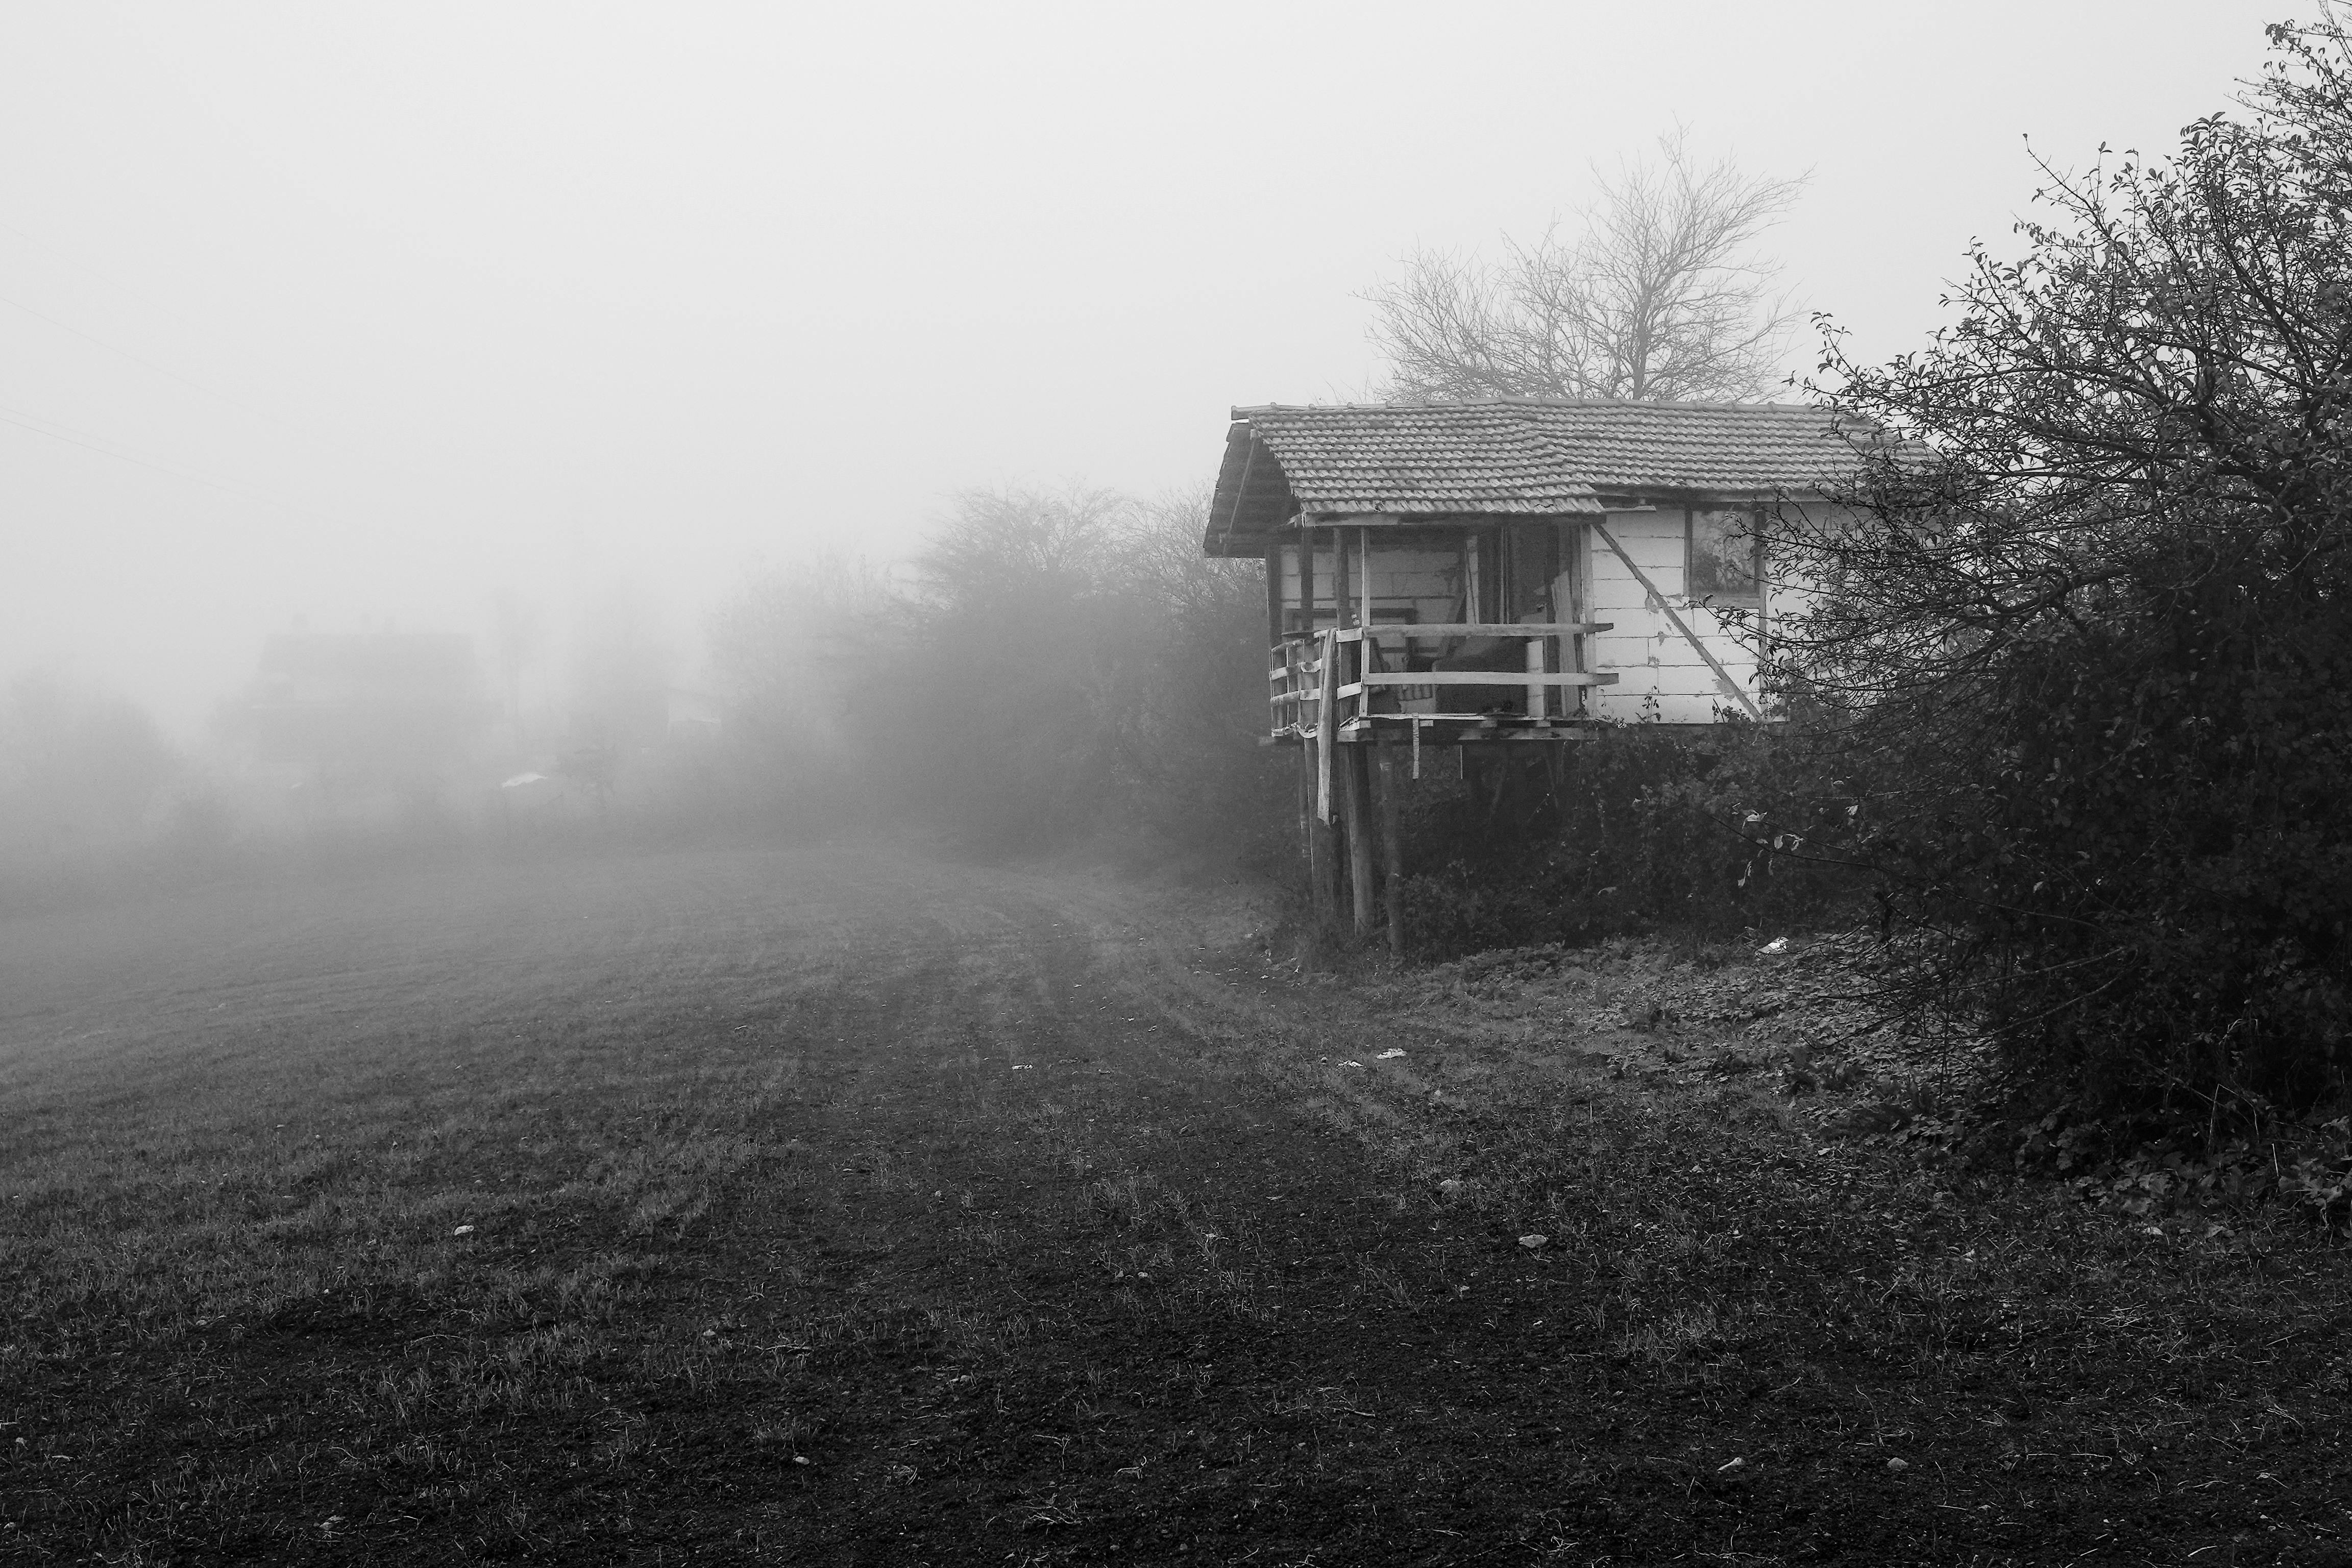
1364;130;1807;403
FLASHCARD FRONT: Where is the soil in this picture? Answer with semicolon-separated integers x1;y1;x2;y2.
3;840;2347;1564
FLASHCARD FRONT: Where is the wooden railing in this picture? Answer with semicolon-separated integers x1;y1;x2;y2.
1269;623;1618;740
1269;636;1323;737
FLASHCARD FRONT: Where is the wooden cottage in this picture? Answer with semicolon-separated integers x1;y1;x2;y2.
1200;397;1859;943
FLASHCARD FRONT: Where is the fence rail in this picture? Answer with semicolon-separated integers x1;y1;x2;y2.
1268;623;1619;741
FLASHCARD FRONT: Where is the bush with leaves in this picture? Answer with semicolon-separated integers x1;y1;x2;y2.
1769;17;2352;1115
1393;729;1861;958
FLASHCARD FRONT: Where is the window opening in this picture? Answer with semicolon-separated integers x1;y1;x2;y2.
1687;507;1761;603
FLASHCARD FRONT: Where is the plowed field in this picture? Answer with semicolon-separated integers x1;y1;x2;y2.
4;842;2346;1564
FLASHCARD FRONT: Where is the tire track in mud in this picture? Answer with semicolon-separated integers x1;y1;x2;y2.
723;853;1552;1563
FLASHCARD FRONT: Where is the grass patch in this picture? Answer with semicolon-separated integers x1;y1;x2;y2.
5;851;2350;1563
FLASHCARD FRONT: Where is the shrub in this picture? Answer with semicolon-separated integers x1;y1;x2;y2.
1772;18;2352;1114
1393;727;1863;958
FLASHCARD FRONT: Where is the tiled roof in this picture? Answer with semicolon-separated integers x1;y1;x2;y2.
1205;398;1873;554
1508;399;1861;493
1243;403;1608;518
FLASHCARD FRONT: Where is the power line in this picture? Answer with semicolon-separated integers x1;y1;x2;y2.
0;217;291;408
0;219;206;338
0;218;372;461
0;287;235;406
0;401;325;515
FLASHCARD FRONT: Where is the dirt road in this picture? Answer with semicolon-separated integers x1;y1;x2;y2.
6;842;2346;1564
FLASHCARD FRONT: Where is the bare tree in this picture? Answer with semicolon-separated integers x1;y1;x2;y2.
1366;131;1806;403
706;549;900;744
915;482;1135;613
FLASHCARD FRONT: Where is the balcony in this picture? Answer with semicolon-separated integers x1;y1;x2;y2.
1269;622;1619;746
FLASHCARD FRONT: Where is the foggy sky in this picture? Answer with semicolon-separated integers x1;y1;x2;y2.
1;2;2287;733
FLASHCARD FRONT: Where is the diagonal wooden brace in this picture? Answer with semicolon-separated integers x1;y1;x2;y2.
1589;522;1765;722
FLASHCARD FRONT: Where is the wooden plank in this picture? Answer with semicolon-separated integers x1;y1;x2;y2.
1338;726;1597;744
1589;521;1765;722
1316;628;1338;822
1333;622;1613;642
1339;670;1621;692
1271;648;1318;688
1336;714;1598;740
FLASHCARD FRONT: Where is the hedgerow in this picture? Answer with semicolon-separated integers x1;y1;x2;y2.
1763;18;2352;1116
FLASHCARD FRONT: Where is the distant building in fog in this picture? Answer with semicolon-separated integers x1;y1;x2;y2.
239;631;490;797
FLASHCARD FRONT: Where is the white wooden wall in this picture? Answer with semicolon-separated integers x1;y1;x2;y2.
1584;510;1761;724
1279;546;1459;627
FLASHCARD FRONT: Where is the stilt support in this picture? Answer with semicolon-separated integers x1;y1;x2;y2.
1344;744;1375;936
1309;737;1342;923
1377;744;1405;958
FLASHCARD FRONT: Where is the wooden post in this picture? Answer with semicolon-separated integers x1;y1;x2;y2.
1344;744;1375;937
1312;749;1342;924
1312;626;1343;924
1753;503;1773;710
1296;738;1315;874
1524;624;1546;720
1331;525;1351;628
1567;521;1590;717
1265;542;1285;646
1297;528;1316;632
1542;524;1563;718
1377;744;1406;958
1326;527;1353;737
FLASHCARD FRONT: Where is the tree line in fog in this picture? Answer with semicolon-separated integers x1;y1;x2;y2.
704;484;1283;862
0;482;1285;901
